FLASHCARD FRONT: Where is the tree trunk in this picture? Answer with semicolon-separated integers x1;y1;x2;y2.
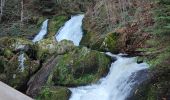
20;0;24;26
0;0;5;22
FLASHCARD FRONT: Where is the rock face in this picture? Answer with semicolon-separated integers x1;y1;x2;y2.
51;47;111;86
37;86;71;100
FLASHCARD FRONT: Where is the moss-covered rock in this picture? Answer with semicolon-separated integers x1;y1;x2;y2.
0;53;40;89
35;37;75;60
37;86;71;100
48;15;69;37
81;32;119;53
0;37;32;52
80;31;105;50
100;32;119;53
50;47;111;86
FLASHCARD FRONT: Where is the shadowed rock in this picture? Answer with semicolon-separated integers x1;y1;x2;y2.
26;56;60;97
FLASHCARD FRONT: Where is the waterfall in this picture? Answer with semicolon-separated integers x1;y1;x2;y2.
17;19;48;71
32;19;49;43
69;52;148;100
55;14;84;46
18;53;26;72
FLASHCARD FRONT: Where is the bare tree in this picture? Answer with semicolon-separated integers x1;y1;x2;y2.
20;0;24;26
0;0;5;22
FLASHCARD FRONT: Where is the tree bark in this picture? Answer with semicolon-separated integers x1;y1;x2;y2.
20;0;24;26
0;0;5;22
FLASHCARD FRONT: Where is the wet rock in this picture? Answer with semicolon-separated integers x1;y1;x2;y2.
128;66;170;100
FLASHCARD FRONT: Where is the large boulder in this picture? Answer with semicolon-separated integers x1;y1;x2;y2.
81;32;119;53
0;53;40;89
100;32;119;53
37;86;71;100
50;47;111;86
0;37;32;52
35;37;75;60
80;31;105;50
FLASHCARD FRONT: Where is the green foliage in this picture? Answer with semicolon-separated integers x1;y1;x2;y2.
37;86;71;100
147;46;170;68
153;0;170;35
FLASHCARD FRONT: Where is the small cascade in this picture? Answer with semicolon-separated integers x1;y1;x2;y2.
18;53;26;72
69;52;149;100
18;19;48;71
55;14;84;46
32;19;49;42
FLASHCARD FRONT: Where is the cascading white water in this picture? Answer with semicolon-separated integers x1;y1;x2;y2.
18;53;26;72
55;14;84;46
18;19;48;71
69;52;148;100
32;19;49;42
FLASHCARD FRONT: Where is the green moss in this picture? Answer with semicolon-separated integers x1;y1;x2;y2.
81;32;118;53
2;48;14;59
0;56;7;73
48;15;68;37
51;47;111;86
0;52;39;89
0;37;32;51
37;86;71;100
147;46;170;68
37;17;47;27
35;38;75;60
147;85;157;100
80;31;105;50
100;32;118;53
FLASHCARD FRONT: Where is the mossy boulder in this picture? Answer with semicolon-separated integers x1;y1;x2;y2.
48;15;69;37
37;86;71;100
35;37;75;60
100;32;119;53
81;32;119;53
0;37;32;52
80;31;105;50
50;47;111;86
0;53;40;89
